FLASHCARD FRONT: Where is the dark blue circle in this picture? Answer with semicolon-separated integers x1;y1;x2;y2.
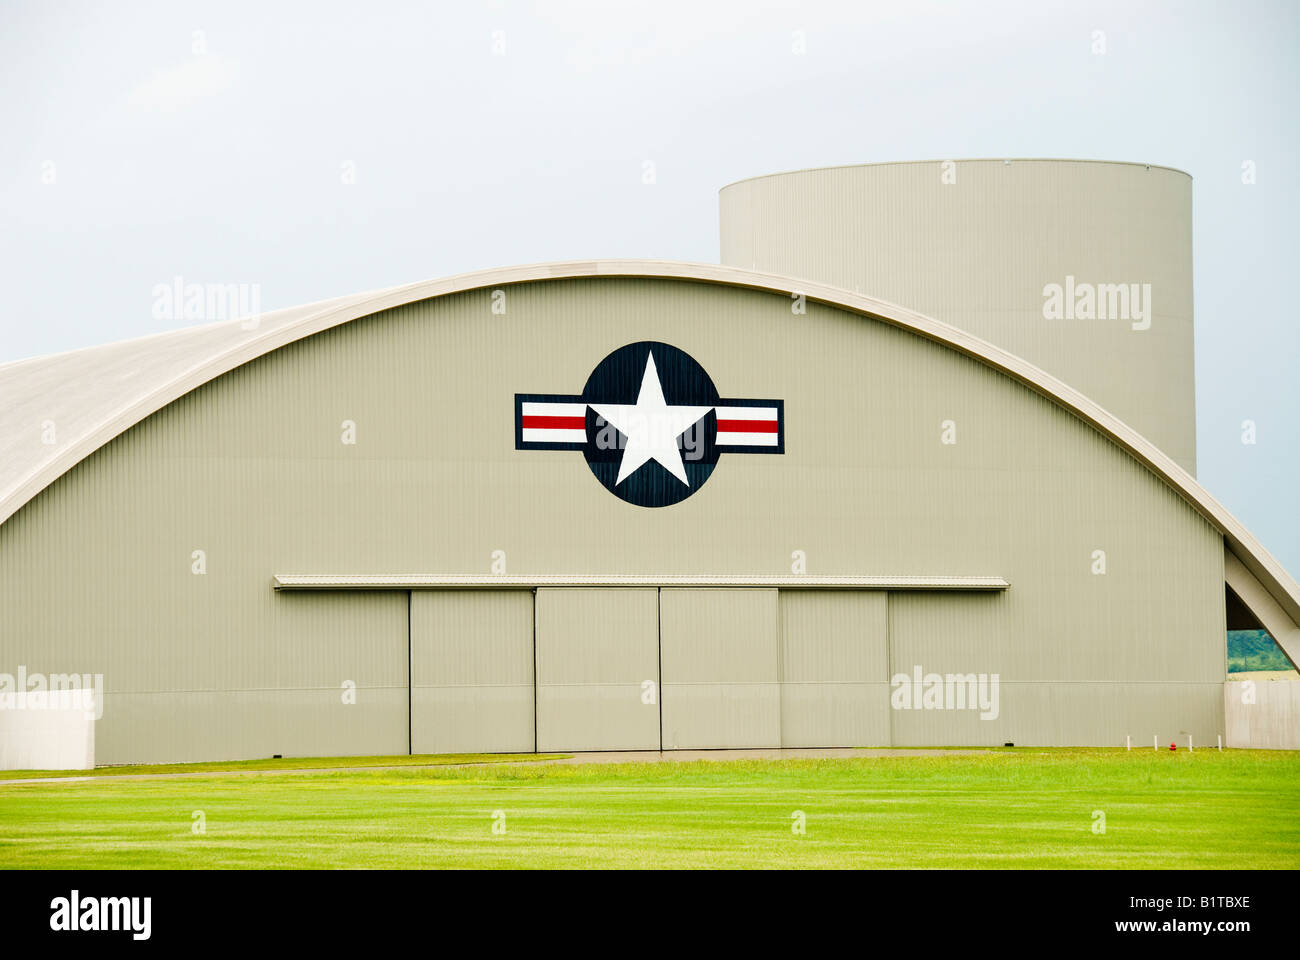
580;342;720;507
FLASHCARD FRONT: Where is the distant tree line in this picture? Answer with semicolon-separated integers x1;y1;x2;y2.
1227;629;1295;673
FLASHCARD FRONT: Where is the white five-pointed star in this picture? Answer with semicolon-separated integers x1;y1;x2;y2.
589;352;713;487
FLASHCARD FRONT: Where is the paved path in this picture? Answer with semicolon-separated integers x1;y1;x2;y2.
534;748;985;765
0;747;988;787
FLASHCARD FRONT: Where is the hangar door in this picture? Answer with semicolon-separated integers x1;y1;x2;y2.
660;588;889;749
407;587;890;753
410;591;535;754
660;589;782;748
535;588;660;751
779;591;889;747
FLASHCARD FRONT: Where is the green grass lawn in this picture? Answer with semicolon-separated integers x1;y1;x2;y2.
1;749;1296;869
0;752;570;780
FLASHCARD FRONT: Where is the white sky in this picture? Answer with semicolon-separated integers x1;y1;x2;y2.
1;0;1296;573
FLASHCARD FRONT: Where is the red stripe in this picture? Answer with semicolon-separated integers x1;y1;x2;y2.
716;418;778;434
522;415;585;430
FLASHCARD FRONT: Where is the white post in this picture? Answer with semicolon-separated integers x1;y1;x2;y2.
1188;734;1193;752
1154;734;1158;751
1218;734;1222;751
1126;735;1131;751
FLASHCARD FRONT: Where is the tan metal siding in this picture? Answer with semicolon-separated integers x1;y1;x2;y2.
535;588;659;751
887;588;1225;747
720;160;1197;475
0;277;1226;760
887;678;1224;750
5;580;407;765
410;591;534;754
660;588;780;748
780;591;889;747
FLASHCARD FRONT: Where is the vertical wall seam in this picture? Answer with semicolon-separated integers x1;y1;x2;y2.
886;592;895;749
657;587;663;752
532;587;539;754
407;590;413;756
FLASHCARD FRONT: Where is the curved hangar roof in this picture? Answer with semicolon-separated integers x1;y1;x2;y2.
2;259;1297;649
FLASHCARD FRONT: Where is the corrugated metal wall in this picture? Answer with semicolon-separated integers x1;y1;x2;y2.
781;591;889;747
0;277;1226;761
660;588;781;748
720;160;1198;476
535;588;659;751
33;587;408;766
410;591;534;754
887;591;1222;746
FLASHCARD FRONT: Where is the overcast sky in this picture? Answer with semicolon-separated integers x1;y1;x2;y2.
1;0;1296;573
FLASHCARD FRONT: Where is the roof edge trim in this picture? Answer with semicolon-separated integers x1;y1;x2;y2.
718;158;1192;192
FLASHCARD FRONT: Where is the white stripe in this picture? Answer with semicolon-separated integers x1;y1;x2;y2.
717;431;779;447
522;428;587;444
714;405;777;421
521;401;587;418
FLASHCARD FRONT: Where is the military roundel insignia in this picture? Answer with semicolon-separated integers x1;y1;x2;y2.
515;341;785;507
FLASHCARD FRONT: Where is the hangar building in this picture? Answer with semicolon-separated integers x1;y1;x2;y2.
1;159;1296;764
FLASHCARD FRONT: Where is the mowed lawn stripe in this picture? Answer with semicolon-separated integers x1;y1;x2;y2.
0;751;1295;868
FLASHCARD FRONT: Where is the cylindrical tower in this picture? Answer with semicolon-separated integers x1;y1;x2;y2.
719;159;1196;474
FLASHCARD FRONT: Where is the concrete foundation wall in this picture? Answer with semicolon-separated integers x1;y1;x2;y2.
1225;680;1300;750
0;691;95;770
